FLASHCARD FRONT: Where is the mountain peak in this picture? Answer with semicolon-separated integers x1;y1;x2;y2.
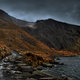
0;9;7;15
0;9;31;27
36;18;58;25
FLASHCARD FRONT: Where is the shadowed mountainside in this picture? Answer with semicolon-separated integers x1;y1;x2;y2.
23;19;80;53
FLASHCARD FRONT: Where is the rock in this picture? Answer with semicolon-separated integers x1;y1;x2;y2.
15;61;23;63
36;66;43;70
3;57;9;62
10;70;22;74
53;61;60;64
59;63;64;65
6;56;16;62
23;72;32;77
32;70;52;79
56;57;61;60
2;63;8;67
67;77;76;80
42;63;53;67
0;65;3;69
20;66;34;73
61;75;68;80
40;77;56;80
54;61;64;65
32;70;45;78
17;63;28;66
12;72;32;79
26;78;37;80
54;65;57;67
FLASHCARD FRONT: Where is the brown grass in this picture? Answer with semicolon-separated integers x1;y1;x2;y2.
0;18;79;66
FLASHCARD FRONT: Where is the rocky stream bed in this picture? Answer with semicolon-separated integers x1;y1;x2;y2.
0;51;77;80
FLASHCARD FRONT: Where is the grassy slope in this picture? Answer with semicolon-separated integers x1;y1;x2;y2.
0;18;78;66
0;18;55;64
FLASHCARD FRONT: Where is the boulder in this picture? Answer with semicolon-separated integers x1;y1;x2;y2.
40;77;56;80
26;78;37;80
20;66;34;73
42;63;53;67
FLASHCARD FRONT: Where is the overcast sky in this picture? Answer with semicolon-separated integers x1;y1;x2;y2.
0;0;80;25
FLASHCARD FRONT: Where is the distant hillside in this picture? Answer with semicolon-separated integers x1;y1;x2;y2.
0;9;33;27
23;19;80;53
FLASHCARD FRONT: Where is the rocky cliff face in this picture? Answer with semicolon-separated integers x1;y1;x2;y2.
23;19;80;53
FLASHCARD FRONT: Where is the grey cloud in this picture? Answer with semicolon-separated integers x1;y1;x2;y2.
0;0;80;25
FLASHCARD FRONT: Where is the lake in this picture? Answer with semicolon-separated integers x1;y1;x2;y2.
43;56;80;80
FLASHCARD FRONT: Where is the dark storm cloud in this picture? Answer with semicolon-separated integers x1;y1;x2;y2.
0;0;80;25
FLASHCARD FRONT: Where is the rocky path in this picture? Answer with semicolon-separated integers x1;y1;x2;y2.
0;51;77;80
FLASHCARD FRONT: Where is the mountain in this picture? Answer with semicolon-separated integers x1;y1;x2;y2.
0;18;56;66
23;19;80;53
0;9;12;22
0;9;33;27
0;9;78;60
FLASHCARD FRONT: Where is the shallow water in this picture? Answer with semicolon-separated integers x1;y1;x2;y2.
43;56;80;79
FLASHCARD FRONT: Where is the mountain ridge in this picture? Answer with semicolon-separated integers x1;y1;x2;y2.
23;18;80;53
0;18;56;66
0;9;79;59
0;9;33;27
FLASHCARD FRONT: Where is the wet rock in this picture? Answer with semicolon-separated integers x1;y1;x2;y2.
17;63;28;66
36;66;43;70
53;61;60;64
53;65;57;67
34;66;43;71
26;78;37;80
2;63;8;67
3;57;9;62
54;61;64;65
56;57;61;60
0;49;77;80
6;56;16;62
20;66;34;73
39;77;56;80
59;63;64;65
10;70;22;74
42;63;53;67
31;70;52;79
12;72;32;79
67;77;77;80
60;75;73;80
